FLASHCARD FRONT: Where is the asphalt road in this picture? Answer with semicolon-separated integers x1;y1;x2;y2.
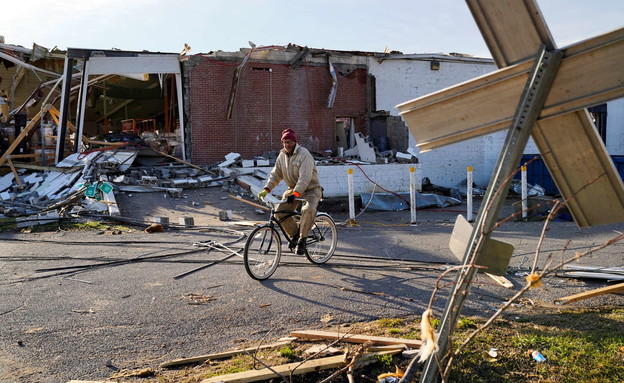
1;191;623;383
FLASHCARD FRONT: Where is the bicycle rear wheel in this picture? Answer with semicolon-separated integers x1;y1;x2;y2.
305;213;337;264
244;226;282;280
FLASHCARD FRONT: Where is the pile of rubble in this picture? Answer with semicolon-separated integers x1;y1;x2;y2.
0;149;226;228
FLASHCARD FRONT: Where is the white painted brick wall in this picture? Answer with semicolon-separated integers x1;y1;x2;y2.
251;163;422;198
607;98;624;155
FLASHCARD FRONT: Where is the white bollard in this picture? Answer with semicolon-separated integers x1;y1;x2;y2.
410;166;417;225
347;168;355;221
467;166;473;222
521;165;528;219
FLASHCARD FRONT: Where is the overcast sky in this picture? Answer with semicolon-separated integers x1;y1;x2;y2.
3;1;623;57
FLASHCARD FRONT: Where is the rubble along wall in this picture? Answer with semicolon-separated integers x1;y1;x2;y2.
252;163;422;198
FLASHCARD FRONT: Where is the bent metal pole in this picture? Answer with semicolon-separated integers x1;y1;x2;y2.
416;46;563;383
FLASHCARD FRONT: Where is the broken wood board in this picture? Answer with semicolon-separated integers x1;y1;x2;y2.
554;282;624;305
289;330;422;349
485;273;514;289
532;111;624;227
200;350;401;383
160;340;293;368
229;194;270;212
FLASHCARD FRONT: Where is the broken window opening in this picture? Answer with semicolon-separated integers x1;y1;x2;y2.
588;103;607;144
335;117;355;152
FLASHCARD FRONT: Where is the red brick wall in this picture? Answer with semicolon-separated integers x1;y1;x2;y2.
188;57;367;165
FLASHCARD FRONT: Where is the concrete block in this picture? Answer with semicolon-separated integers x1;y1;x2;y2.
152;216;169;226
219;210;233;221
179;217;194;227
256;159;270;167
140;176;158;184
225;152;241;161
242;159;256;168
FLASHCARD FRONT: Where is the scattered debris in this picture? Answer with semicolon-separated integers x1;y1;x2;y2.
181;293;214;305
144;223;164;233
556;264;624;281
531;350;547;363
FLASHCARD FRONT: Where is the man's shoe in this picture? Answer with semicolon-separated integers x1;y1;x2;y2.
296;237;307;255
289;233;299;252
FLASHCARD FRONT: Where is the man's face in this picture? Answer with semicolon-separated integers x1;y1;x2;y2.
282;139;296;154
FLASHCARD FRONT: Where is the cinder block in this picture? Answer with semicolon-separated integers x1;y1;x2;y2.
242;160;255;168
152;217;169;226
179;217;194;227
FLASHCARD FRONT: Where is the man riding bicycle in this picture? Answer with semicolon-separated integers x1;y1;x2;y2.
258;129;322;255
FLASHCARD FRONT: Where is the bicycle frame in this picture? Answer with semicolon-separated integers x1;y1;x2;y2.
267;206;301;247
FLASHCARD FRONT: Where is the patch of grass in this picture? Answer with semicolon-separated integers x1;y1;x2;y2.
0;217;16;232
278;346;297;360
62;220;133;232
377;318;404;328
376;353;395;369
387;328;401;334
457;316;478;330
451;310;624;382
204;354;252;378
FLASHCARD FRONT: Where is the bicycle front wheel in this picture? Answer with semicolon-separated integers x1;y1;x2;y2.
305;213;337;264
244;226;282;280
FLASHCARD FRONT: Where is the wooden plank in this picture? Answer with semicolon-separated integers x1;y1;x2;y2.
485;273;514;289
533;111;624;226
229;194;270;212
200;350;401;383
160;340;293;368
397;27;624;151
554;282;624;304
201;354;346;383
6;158;23;189
289;330;422;349
466;0;555;67
541;29;624;120
0;107;45;167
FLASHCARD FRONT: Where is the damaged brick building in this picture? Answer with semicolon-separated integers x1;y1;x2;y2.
183;45;368;165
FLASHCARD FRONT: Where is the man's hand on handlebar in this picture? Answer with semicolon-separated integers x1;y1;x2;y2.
286;193;296;204
258;189;269;201
287;191;301;204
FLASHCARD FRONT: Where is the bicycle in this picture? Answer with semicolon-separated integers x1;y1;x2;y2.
243;199;337;280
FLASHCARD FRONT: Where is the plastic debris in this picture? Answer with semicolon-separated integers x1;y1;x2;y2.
531;350;546;363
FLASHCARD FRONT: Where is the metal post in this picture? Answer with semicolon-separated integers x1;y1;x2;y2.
467;166;474;222
347;168;355;221
417;46;562;383
521;165;528;219
410;166;417;225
